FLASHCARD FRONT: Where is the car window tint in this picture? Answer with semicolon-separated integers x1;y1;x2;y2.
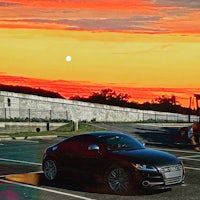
59;136;81;154
78;135;99;156
98;134;144;151
59;135;98;155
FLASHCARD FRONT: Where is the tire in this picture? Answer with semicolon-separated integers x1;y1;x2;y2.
43;158;58;181
106;166;133;195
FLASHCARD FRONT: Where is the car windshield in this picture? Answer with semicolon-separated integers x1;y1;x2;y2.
98;134;145;152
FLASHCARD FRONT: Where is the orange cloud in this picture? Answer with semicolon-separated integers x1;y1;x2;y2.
1;0;200;34
4;0;153;11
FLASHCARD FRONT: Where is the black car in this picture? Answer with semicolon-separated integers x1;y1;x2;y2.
42;131;185;195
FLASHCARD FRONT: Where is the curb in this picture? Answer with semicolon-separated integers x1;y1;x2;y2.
138;123;193;127
0;135;58;141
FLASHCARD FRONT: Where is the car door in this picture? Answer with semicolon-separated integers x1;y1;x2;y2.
58;136;84;175
75;135;114;183
58;135;107;179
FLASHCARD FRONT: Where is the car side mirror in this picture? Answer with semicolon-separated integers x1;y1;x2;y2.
88;144;100;151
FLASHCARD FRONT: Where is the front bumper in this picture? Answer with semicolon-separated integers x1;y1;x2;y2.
139;164;185;189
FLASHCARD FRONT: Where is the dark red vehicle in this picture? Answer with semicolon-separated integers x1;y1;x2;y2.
178;123;200;145
42;131;185;195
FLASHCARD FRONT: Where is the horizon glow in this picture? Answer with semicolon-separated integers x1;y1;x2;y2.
0;0;199;107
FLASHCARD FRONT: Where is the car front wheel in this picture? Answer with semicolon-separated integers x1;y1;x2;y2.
106;167;133;195
43;159;58;181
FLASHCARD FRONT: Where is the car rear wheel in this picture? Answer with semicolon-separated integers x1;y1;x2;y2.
43;159;58;181
106;167;132;195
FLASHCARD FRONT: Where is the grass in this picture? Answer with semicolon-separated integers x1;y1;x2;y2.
7;122;106;138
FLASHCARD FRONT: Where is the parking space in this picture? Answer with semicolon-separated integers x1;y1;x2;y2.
0;124;200;200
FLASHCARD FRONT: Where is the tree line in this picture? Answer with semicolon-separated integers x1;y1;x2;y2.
1;84;196;115
0;84;64;99
70;88;196;115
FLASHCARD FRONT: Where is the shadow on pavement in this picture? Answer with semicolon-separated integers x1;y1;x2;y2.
4;172;171;196
129;126;196;150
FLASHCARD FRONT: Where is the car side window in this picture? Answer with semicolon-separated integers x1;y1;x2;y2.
59;136;82;154
58;135;99;156
78;135;100;156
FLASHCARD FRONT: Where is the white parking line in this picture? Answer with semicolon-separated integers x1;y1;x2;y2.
16;140;39;143
180;157;200;161
0;178;96;200
179;155;200;161
179;155;200;158
153;147;199;154
179;157;200;162
0;158;42;166
185;167;200;171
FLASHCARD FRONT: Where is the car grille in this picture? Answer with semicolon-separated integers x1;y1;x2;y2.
159;165;183;185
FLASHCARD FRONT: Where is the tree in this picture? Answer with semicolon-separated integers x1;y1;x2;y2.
0;84;64;99
88;88;130;106
155;95;178;105
70;88;131;107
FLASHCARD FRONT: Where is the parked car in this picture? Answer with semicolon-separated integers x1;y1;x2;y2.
42;131;185;195
178;123;200;144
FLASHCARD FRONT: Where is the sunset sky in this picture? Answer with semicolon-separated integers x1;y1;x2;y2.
0;0;200;107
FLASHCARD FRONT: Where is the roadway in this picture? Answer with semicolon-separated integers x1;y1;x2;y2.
0;123;200;200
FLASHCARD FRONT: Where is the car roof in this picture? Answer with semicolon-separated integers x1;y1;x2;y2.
87;131;127;137
62;131;129;143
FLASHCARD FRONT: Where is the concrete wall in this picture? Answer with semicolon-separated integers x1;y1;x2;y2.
0;91;199;123
0;122;67;134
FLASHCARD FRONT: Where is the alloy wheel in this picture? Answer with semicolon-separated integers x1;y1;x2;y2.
43;159;57;181
108;167;130;194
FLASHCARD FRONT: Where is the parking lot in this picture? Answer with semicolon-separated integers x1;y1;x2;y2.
0;123;200;200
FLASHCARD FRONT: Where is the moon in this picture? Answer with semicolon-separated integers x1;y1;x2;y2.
66;56;72;62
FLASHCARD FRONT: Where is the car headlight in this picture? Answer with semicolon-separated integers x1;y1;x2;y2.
135;164;147;169
132;163;157;172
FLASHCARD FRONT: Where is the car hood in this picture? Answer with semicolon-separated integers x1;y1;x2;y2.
113;148;180;167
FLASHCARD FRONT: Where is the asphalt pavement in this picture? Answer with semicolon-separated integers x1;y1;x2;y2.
0;123;200;200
